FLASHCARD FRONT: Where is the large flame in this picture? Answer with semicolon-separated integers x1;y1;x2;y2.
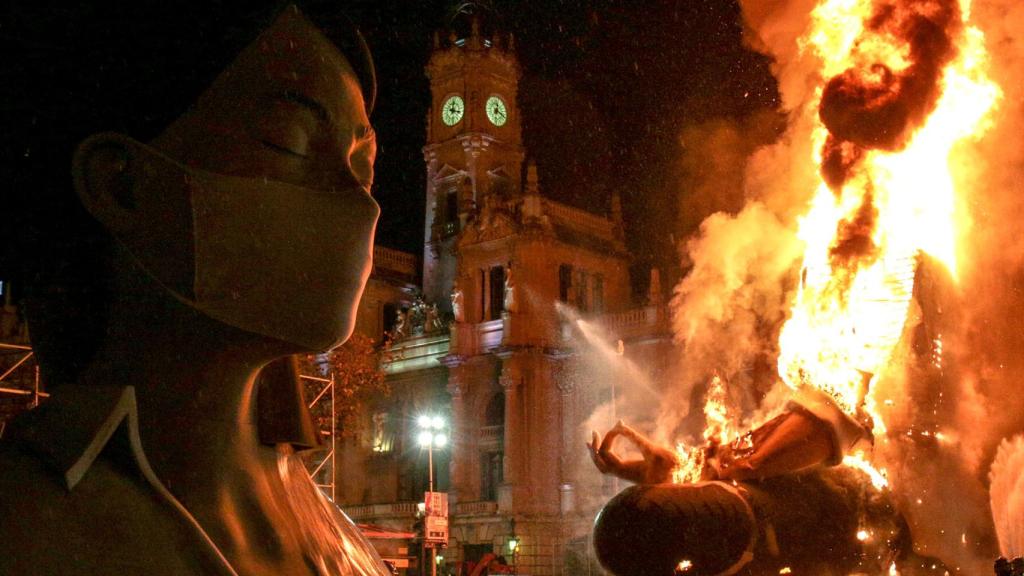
777;0;1000;422
670;0;998;487
672;375;735;483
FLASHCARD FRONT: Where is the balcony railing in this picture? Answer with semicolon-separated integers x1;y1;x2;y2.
344;499;499;521
480;425;503;446
542;199;615;239
373;246;418;278
342;501;419;521
593;305;670;340
454;500;498;516
451;319;504;357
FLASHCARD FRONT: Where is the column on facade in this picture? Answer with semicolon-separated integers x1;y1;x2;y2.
555;360;576;516
498;356;524;510
482;266;490;322
446;364;472;503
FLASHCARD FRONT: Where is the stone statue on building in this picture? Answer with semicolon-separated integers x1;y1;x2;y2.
408;297;427;335
424;302;443;333
392;308;408;340
450;279;465;323
0;3;390;574
503;264;517;313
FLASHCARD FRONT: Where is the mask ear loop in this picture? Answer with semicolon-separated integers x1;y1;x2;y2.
73;133;206;312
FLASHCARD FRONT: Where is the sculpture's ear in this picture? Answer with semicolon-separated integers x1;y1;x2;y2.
72;133;140;236
71;133;196;297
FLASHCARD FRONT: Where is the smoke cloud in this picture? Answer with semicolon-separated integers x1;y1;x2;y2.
641;0;828;444
666;203;802;435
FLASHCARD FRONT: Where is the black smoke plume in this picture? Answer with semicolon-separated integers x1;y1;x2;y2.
819;0;962;188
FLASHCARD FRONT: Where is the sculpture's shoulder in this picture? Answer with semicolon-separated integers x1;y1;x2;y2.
0;442;213;575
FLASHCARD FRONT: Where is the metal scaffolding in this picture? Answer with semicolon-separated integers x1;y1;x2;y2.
301;371;337;502
0;342;45;438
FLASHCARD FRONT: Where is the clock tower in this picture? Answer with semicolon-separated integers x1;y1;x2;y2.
422;15;524;306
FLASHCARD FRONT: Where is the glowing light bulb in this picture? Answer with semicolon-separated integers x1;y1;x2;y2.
417;431;433;447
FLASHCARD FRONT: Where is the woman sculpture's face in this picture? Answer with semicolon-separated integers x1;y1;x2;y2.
153;6;377;194
79;6;379;351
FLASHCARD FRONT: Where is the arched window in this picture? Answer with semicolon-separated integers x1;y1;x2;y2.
481;391;505;502
484;391;505;427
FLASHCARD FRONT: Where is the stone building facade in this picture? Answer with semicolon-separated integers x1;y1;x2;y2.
335;17;674;576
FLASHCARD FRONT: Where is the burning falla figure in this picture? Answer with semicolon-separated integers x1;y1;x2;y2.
587;388;890;576
584;0;1007;570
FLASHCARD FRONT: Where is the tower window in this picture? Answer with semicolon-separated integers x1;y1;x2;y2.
559;265;573;302
576;270;589;312
488;265;505;320
444;190;459;236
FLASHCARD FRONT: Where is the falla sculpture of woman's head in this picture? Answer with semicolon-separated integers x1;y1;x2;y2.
5;1;379;381
1;2;390;573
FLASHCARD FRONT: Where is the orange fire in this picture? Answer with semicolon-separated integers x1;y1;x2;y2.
671;0;999;486
777;0;1000;432
672;376;734;483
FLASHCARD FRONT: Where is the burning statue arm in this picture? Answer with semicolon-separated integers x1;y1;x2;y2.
589;391;869;484
704;399;854;481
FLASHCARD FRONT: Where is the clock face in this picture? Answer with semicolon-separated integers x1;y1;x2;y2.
486;95;508;126
441;95;464;126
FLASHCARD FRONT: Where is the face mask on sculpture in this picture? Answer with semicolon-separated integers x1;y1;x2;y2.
72;133;380;352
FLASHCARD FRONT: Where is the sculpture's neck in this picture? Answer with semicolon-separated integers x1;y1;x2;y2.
85;248;287;479
76;248;317;571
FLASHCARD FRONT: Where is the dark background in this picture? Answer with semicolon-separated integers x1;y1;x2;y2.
345;0;779;281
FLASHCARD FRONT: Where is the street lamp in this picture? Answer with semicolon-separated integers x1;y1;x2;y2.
417;414;447;576
508;536;520;575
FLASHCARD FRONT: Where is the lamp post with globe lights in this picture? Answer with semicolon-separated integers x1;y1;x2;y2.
417;415;447;576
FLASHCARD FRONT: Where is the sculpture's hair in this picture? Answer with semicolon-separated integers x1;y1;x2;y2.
0;1;375;384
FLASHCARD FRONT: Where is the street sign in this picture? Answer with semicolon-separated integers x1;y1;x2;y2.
423;491;448;517
423;491;449;546
425;514;448;545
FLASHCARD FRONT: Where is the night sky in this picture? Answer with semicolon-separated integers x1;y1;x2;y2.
344;1;779;282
